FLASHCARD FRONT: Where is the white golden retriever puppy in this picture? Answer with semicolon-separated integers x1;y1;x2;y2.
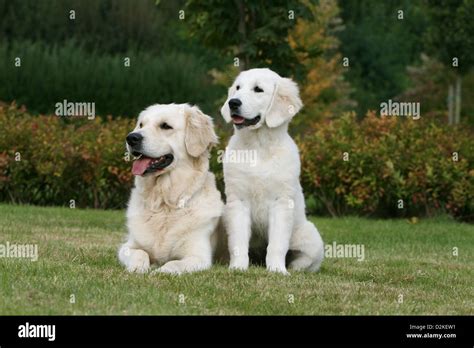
118;103;223;274
220;68;324;274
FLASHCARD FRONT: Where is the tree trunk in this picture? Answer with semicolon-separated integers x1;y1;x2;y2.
448;84;454;125
235;0;247;71
454;75;462;125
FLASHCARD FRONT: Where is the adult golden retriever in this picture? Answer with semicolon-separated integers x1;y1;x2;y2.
118;104;223;274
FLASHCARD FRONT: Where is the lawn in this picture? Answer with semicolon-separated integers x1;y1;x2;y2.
0;204;472;315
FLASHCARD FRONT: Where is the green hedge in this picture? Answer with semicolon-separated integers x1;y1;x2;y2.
0;104;134;209
298;112;474;220
0;40;222;117
0;0;183;55
1;105;473;220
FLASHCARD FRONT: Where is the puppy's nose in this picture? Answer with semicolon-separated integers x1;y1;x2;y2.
126;132;143;147
228;98;242;111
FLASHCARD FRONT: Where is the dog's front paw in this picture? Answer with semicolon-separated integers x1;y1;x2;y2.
126;250;150;273
266;256;290;275
157;261;184;275
229;256;249;271
266;264;290;275
266;250;290;275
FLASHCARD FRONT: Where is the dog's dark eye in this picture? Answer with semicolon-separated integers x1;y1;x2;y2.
236;85;240;90
254;86;264;93
160;122;173;130
139;122;143;128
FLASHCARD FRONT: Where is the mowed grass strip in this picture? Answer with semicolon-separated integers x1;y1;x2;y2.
0;204;472;315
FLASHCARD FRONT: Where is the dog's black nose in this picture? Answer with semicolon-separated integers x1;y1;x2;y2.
126;132;143;147
228;98;242;110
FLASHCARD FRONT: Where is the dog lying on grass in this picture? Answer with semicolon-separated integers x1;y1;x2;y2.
118;104;223;274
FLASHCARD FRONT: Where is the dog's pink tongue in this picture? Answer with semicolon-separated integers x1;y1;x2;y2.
232;116;245;124
132;157;152;176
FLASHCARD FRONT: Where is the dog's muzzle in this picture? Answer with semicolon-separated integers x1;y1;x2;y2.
231;114;261;129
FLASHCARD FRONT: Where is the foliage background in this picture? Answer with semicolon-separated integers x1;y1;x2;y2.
0;0;472;220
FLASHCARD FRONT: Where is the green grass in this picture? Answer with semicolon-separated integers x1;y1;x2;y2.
0;204;472;315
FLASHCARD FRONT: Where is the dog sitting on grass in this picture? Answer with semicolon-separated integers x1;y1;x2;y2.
220;68;324;274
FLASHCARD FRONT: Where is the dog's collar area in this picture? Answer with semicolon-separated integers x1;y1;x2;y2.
232;115;261;129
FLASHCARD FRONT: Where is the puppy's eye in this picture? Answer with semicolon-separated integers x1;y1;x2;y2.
254;86;264;93
160;122;173;130
236;85;240;90
139;122;143;128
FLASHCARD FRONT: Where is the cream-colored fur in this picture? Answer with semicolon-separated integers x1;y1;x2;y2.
119;104;223;274
221;68;324;274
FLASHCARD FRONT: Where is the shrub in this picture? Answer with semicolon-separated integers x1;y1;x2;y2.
0;40;222;117
1;105;472;221
298;112;474;220
0;103;134;209
0;0;184;55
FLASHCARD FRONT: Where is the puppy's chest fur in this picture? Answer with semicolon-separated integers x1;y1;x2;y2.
225;142;299;236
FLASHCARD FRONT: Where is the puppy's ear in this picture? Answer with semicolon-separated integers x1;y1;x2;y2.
185;105;218;158
265;77;303;128
220;86;235;123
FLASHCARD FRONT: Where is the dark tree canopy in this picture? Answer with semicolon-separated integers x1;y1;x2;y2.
184;0;312;77
338;0;428;116
424;0;474;75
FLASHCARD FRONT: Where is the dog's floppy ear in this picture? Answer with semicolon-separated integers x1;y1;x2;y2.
185;105;218;158
220;86;235;123
265;77;303;128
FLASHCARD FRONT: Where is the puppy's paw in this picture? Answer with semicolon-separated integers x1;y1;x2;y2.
229;256;249;271
266;251;289;275
126;250;150;273
157;260;185;275
266;264;290;275
266;258;290;275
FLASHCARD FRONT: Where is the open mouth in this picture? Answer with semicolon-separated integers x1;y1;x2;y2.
131;153;174;176
231;114;261;129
